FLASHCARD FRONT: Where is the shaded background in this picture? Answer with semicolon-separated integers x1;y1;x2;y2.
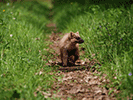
1;0;133;9
52;0;133;9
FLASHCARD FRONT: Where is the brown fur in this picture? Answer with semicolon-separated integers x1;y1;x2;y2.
59;32;84;67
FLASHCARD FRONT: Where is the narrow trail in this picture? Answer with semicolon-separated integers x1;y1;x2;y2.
43;23;119;100
43;5;119;99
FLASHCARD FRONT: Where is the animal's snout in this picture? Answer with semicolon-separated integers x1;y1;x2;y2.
79;38;84;43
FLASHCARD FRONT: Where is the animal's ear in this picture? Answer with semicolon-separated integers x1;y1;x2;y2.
70;32;74;38
76;31;79;34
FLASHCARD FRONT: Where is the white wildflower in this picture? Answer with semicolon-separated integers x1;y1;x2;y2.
10;34;13;37
7;3;10;6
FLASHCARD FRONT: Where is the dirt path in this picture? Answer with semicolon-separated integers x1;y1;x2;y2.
43;4;120;98
42;23;120;100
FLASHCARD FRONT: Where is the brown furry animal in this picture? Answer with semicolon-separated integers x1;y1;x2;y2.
59;31;84;67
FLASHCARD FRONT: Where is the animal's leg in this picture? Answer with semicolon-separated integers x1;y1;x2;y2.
62;48;68;67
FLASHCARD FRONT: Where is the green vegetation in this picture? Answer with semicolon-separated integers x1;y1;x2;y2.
53;1;133;99
0;1;56;99
1;0;133;99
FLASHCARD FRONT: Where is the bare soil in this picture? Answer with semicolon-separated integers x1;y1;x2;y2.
39;24;120;100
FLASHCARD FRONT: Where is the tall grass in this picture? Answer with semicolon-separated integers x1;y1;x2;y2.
53;2;133;99
0;1;56;99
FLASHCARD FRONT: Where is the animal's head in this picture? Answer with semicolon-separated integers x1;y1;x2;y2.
69;31;84;43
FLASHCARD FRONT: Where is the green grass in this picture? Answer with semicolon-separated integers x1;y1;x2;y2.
1;0;133;99
0;1;57;99
53;2;133;99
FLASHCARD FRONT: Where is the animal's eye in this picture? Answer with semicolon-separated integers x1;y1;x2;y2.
76;37;80;40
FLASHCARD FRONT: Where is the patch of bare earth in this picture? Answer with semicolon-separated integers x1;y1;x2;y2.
37;24;119;100
44;30;119;99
